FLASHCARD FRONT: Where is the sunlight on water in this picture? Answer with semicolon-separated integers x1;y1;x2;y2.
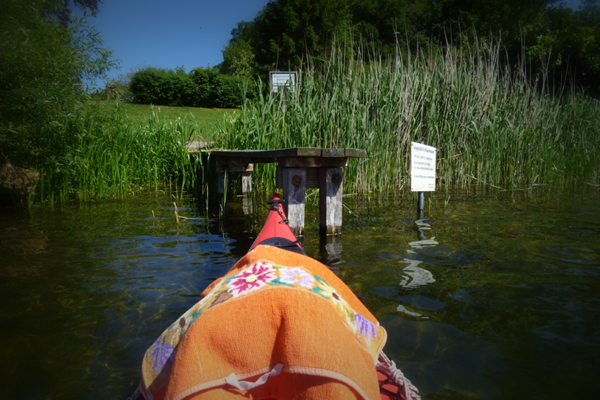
0;188;598;399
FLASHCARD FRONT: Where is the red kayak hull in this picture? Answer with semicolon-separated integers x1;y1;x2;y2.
250;193;304;254
251;194;412;400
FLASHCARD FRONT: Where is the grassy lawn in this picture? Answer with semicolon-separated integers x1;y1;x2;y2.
95;101;239;140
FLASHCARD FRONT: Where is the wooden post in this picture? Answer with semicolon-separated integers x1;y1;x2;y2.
319;167;343;235
217;170;229;195
282;168;306;237
216;160;253;197
241;171;252;194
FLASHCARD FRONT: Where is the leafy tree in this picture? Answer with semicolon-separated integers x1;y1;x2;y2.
220;39;257;77
51;0;103;26
349;0;429;60
0;0;115;168
224;0;599;96
518;1;600;94
223;0;353;73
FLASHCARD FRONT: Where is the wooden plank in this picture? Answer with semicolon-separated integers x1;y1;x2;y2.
321;148;345;158
282;168;306;237
278;157;348;168
344;148;367;158
319;167;343;235
209;147;321;160
186;141;215;152
277;166;319;189
206;147;365;163
215;160;253;173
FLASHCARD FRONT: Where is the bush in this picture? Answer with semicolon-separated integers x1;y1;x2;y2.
215;75;255;108
130;67;254;108
0;0;115;169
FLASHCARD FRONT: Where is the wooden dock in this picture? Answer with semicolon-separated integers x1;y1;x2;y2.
204;147;366;236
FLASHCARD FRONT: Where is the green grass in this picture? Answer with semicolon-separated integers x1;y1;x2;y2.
94;101;239;140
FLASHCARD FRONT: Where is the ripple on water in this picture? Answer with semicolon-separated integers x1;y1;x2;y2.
379;246;484;267
381;315;504;400
396;294;446;312
566;229;597;234
540;246;600;266
489;261;561;275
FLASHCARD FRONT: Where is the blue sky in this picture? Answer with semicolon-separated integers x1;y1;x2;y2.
87;0;270;88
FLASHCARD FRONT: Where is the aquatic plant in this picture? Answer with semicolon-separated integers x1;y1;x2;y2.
32;104;200;205
217;37;600;193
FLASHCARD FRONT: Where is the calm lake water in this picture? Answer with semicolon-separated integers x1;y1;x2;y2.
0;188;598;400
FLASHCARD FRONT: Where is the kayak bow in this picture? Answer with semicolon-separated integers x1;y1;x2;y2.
131;194;420;400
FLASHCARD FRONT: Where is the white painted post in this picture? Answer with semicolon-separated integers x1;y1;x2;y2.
241;171;252;194
319;167;343;235
282;168;306;237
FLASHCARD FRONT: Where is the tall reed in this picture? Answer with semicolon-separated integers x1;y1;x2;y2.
217;37;600;194
33;104;198;204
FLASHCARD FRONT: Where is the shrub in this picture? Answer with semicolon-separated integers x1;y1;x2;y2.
0;0;115;170
131;67;255;108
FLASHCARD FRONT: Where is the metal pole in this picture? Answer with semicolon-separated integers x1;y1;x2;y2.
417;191;424;220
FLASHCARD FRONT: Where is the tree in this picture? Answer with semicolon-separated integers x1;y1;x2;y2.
518;1;600;94
220;39;257;77
51;0;103;26
223;0;353;73
223;0;600;96
0;0;115;167
348;0;429;60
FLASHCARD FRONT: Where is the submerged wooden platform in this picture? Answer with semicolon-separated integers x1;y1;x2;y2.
204;147;366;236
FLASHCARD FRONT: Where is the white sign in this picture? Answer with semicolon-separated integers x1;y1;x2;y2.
270;71;297;93
411;142;437;192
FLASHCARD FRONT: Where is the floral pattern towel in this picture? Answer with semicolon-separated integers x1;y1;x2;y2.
140;245;387;400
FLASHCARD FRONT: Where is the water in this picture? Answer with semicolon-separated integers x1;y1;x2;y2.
0;188;598;399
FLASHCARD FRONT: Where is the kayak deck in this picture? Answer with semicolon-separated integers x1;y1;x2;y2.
131;194;420;400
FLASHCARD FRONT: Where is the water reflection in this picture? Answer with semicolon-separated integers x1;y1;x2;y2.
319;233;343;273
399;219;438;289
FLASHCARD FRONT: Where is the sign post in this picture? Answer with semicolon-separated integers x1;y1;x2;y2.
269;71;297;94
410;142;437;220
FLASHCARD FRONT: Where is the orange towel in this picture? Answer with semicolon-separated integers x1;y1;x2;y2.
139;245;387;400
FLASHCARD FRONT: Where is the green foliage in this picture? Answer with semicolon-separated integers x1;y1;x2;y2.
51;0;102;26
519;2;600;94
129;67;199;106
32;105;200;204
227;0;353;73
224;0;600;96
220;39;256;77
217;39;600;193
0;0;115;169
130;67;255;109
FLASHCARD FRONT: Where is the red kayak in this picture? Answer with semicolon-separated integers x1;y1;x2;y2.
251;194;421;400
249;193;305;255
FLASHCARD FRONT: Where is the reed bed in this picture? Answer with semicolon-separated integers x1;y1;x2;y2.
217;39;600;194
34;106;199;204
